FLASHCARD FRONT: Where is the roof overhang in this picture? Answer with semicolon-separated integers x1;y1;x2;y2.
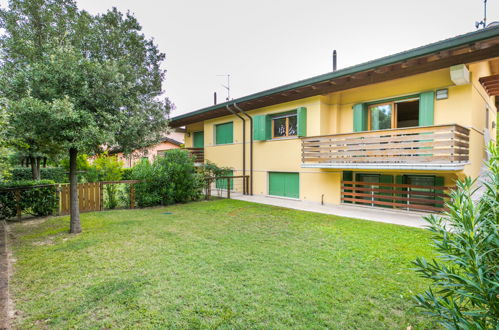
170;26;499;128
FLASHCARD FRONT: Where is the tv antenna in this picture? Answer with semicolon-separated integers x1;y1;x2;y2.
475;0;487;29
217;74;231;101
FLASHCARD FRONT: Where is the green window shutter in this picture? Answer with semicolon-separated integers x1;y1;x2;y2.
353;103;368;132
193;131;204;148
253;115;266;140
253;115;272;141
215;122;233;145
297;107;307;137
419;91;435;126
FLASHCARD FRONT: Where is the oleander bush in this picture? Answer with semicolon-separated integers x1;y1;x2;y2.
131;149;201;207
413;143;499;329
0;180;58;219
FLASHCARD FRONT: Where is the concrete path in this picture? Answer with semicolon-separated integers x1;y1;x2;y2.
231;194;430;229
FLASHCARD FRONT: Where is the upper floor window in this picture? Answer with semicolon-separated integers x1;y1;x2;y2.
368;98;419;130
272;112;297;138
215;122;233;145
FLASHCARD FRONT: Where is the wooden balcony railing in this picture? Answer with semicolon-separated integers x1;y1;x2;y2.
301;124;470;169
186;148;204;163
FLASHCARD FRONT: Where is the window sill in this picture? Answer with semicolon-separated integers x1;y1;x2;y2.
269;136;299;141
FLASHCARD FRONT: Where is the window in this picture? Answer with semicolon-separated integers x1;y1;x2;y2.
215;122;233;145
272;113;297;138
368;98;419;130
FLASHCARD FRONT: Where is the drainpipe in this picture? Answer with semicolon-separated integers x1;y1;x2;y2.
233;103;253;195
226;105;247;195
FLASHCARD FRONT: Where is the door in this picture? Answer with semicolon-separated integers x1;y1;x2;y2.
268;172;299;198
193;131;204;148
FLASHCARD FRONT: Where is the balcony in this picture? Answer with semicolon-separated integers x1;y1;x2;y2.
301;124;470;170
186;148;204;163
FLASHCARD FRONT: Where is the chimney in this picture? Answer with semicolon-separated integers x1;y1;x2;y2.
214;92;217;105
332;50;337;72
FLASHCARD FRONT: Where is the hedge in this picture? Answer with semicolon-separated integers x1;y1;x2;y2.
10;167;67;183
0;180;59;220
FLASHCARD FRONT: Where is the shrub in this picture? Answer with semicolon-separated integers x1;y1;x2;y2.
132;149;201;207
0;180;58;219
121;168;133;180
86;153;124;209
10;167;67;182
412;143;499;329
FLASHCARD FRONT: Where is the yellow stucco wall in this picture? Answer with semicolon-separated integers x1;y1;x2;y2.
184;59;497;206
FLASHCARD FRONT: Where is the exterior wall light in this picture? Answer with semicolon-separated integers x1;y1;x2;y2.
436;89;448;100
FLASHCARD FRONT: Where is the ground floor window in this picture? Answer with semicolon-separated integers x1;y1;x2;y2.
342;171;446;212
268;172;299;198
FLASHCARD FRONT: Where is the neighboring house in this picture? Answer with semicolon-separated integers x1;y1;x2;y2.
170;27;499;213
112;132;184;168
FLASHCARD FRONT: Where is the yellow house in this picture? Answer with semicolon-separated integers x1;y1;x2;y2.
170;27;499;213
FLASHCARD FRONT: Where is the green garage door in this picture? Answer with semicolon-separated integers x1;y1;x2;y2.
193;131;204;148
269;172;299;198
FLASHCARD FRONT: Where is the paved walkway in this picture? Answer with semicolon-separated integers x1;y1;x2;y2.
231;194;430;229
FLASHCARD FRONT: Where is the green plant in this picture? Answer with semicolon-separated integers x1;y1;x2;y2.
197;160;233;194
412;143;499;329
121;168;134;180
132;149;201;207
0;180;58;219
88;153;124;209
10;167;67;183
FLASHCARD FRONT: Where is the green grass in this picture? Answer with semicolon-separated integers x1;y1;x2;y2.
9;199;437;329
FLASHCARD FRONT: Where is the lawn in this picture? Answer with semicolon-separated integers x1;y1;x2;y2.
8;199;437;329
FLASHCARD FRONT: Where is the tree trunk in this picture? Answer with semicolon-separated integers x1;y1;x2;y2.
43;157;47;168
69;148;81;234
30;156;41;180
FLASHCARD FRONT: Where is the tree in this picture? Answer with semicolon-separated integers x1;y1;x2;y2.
0;1;171;233
0;99;12;180
0;0;79;180
412;143;498;329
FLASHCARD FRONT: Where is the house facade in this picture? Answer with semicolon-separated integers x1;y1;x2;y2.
170;27;499;213
113;132;184;168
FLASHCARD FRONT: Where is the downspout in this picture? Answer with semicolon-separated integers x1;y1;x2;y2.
233;103;253;195
226;105;247;195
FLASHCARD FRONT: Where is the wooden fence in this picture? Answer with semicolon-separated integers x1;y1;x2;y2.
2;180;141;219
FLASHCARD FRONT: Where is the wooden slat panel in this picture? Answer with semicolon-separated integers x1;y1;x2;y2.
341;197;445;212
341;186;448;197
306;155;468;163
342;181;451;190
342;191;445;205
302;124;457;141
301;124;470;166
302;132;457;146
303;139;467;151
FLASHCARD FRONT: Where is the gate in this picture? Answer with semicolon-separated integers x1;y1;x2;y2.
60;182;101;215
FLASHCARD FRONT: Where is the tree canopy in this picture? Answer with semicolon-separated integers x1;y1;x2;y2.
0;0;172;232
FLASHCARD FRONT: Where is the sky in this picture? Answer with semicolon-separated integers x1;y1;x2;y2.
6;0;499;116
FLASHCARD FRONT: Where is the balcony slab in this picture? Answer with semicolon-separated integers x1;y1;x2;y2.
301;162;468;171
